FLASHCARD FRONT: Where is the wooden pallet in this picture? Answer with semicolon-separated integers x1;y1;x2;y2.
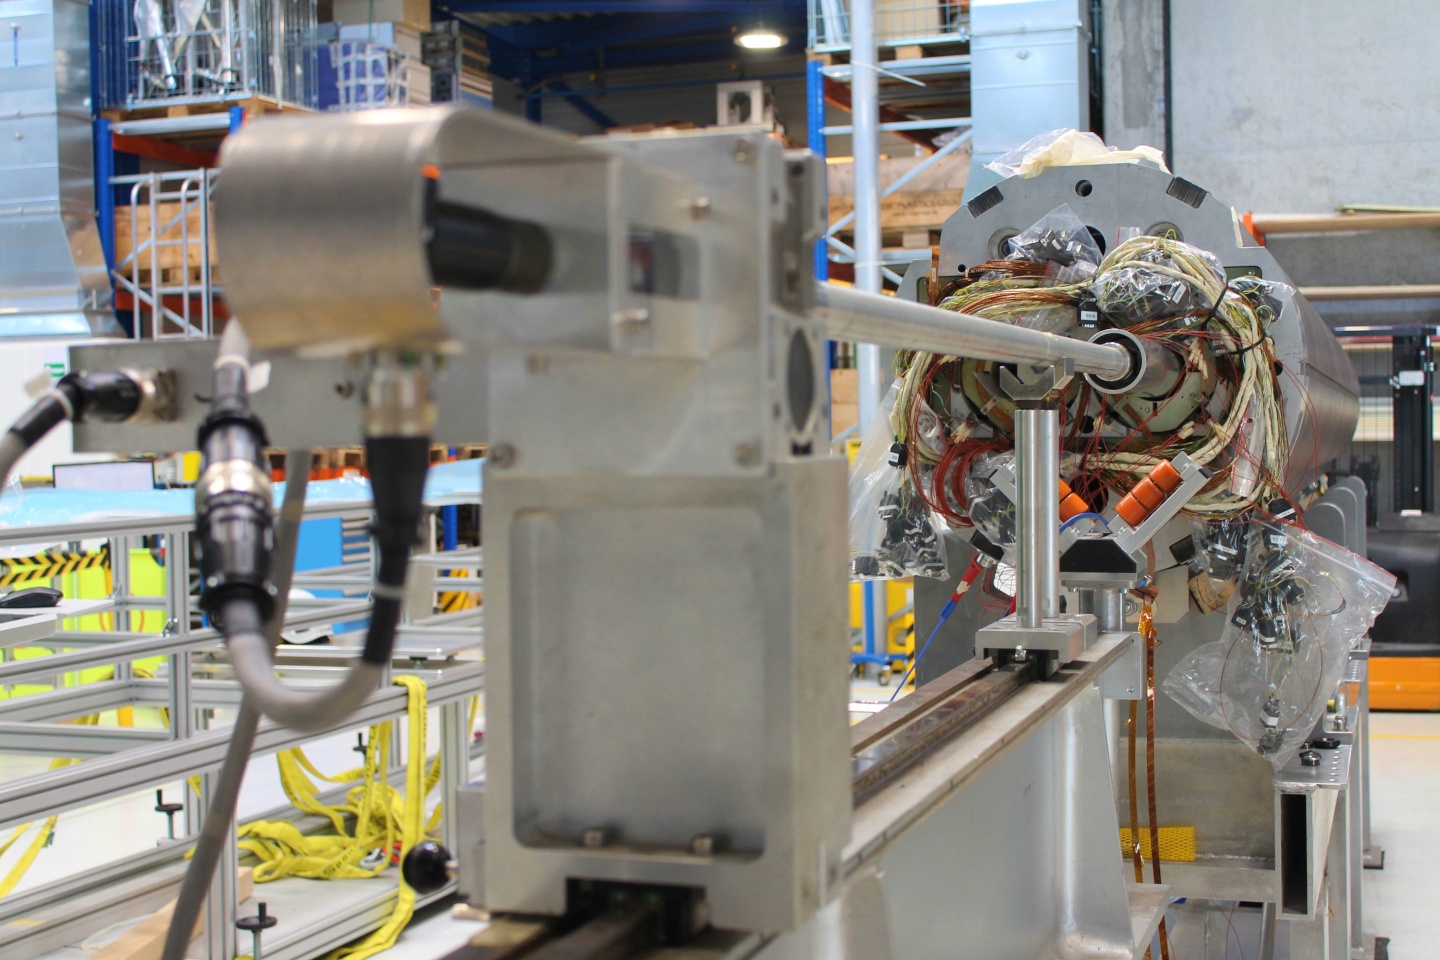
121;265;221;290
102;93;308;123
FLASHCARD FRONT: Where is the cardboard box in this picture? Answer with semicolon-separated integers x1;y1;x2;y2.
831;402;860;438
333;0;429;31
830;368;858;405
828;189;965;231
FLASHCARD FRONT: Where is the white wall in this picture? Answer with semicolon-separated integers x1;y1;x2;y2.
1106;0;1440;213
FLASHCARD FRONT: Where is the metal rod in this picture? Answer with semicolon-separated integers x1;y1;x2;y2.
814;283;1133;380
1014;408;1059;628
822;116;973;135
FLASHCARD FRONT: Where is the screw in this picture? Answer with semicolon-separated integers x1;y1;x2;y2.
236;902;278;960
333;381;355;399
582;827;608;849
154;789;184;841
733;139;753;163
733;441;761;467
613;307;651;332
691;834;714;856
689;196;712;218
1013;645;1028;662
489;443;516;468
1299;750;1320;767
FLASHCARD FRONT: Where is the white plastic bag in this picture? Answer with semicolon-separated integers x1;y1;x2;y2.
985;129;1169;180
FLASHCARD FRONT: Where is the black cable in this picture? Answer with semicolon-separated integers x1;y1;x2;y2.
1161;0;1174;170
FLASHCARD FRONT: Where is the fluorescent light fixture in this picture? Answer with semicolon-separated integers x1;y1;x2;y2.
736;27;786;49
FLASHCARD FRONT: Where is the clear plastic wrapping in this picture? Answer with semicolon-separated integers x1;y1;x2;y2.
849;381;948;581
1005;204;1101;283
964;451;1017;565
1092;239;1226;327
1229;275;1293;328
1164;522;1396;768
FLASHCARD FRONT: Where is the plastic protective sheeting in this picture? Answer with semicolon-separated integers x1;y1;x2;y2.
848;380;948;581
1004;203;1101;285
1164;522;1395;768
984;129;1168;180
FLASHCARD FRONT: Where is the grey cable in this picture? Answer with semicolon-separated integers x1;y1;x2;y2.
225;629;383;733
160;449;311;960
213;320;383;731
0;433;27;492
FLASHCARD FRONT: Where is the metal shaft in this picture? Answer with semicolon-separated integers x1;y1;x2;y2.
1015;407;1060;628
1078;588;1126;632
815;283;1133;380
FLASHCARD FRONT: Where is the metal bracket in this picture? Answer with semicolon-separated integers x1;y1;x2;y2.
975;612;1097;670
998;358;1075;403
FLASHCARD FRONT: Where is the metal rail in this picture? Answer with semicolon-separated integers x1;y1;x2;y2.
814;282;1133;380
851;658;1030;804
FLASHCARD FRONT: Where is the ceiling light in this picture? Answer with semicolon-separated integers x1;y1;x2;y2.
736;26;786;49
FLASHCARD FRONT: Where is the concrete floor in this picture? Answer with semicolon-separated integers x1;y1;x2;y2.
1361;710;1440;958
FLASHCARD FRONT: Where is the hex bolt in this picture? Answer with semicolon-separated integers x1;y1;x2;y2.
1312;737;1340;750
489;443;516;468
153;789;184;841
1013;646;1028;663
236;902;278;960
689;197;712;218
612;308;651;332
1299;750;1320;767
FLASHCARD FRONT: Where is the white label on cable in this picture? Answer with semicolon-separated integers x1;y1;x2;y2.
1397;370;1425;386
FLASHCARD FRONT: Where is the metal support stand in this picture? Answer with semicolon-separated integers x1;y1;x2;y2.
439;699;468;859
976;362;1096;668
1391;332;1433;512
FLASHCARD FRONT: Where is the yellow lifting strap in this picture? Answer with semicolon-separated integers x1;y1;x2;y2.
238;676;450;960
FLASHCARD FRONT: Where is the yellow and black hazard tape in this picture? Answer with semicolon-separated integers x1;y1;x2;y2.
0;543;110;588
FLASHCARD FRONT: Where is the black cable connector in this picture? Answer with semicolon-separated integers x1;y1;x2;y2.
195;358;276;625
361;435;431;665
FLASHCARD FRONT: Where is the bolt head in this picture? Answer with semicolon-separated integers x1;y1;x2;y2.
733;139;753;163
582;827;608;849
689;196;712;218
690;834;714;856
489;443;516;468
733;441;761;467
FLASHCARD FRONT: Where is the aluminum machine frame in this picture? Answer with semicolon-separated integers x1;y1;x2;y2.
66;107;1360;960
